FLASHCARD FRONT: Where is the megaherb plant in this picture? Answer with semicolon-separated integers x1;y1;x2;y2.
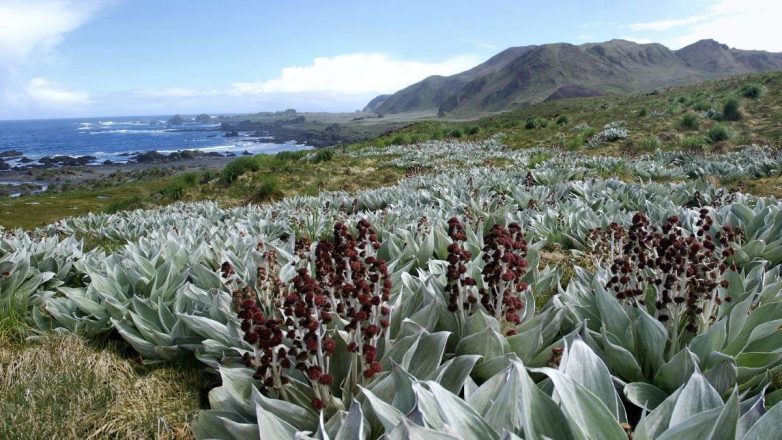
5;139;782;438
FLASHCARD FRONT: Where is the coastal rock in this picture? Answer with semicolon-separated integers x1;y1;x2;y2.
241;150;252;156
0;149;24;159
132;151;167;162
167;114;187;125
38;155;96;166
195;113;212;123
0;160;8;170
168;150;197;160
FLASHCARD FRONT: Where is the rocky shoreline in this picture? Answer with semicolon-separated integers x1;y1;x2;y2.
0;153;237;197
0;147;253;171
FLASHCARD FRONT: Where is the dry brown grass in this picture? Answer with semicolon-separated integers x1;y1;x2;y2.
0;334;201;440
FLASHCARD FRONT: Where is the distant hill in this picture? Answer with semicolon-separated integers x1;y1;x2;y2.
368;39;782;116
362;94;391;112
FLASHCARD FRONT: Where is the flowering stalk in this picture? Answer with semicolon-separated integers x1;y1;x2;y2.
445;218;477;323
233;219;391;411
604;211;739;341
480;223;529;335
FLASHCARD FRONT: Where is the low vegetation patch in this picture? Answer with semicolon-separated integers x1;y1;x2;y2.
0;335;200;440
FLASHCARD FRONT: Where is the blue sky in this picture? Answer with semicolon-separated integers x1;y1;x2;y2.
0;0;779;119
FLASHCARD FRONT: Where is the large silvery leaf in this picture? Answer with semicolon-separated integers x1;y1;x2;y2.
384;419;461;440
594;327;644;382
254;396;300;440
742;397;782;440
704;358;738;396
406;331;450;379
177;313;243;349
251;386;318;432
360;386;404;433
595;283;633;344
426;354;481;395
633;308;667;376
655;406;724;440
707;390;740;440
688;319;727;362
634;388;683;439
654;348;699;392
560;337;623;419
669;369;724;426
624;382;668;411
455;326;509;359
725;302;782;355
467;360;569;439
467;361;526;433
334;399;368;440
737;389;767;438
110;317;159;360
413;381;500;440
533;367;626;440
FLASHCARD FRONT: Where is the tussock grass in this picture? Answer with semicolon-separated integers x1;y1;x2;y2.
0;335;201;439
0;296;30;344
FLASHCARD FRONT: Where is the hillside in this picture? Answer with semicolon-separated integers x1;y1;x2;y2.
370;39;782;116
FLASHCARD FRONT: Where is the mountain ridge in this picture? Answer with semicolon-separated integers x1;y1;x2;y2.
369;39;782;116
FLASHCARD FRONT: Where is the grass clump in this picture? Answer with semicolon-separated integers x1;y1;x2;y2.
564;135;585;150
707;123;736;143
312;148;334;163
0;296;30;344
275;150;308;161
678;112;700;130
740;83;767;99
555;114;569;126
636;135;662;152
465;126;480;136
680;135;707;152
447;128;463;138
219;156;261;185
524;116;548;129
0;335;200;439
528;151;552;168
103;195;145;214
248;175;283;203
722;95;742;121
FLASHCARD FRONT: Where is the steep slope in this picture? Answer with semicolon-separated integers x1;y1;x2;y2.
363;95;391;112
370;39;782;116
372;46;536;114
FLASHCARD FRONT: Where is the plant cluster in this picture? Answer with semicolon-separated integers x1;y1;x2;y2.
235;220;391;411
6;135;782;438
587;121;628;148
604;211;739;332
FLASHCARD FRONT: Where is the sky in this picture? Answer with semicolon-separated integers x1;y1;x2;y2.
1;0;780;120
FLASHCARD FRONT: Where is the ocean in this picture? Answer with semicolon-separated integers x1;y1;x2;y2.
0;115;312;168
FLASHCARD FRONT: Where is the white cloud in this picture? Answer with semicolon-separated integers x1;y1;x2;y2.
25;77;91;105
230;53;479;96
0;0;109;72
627;0;782;51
